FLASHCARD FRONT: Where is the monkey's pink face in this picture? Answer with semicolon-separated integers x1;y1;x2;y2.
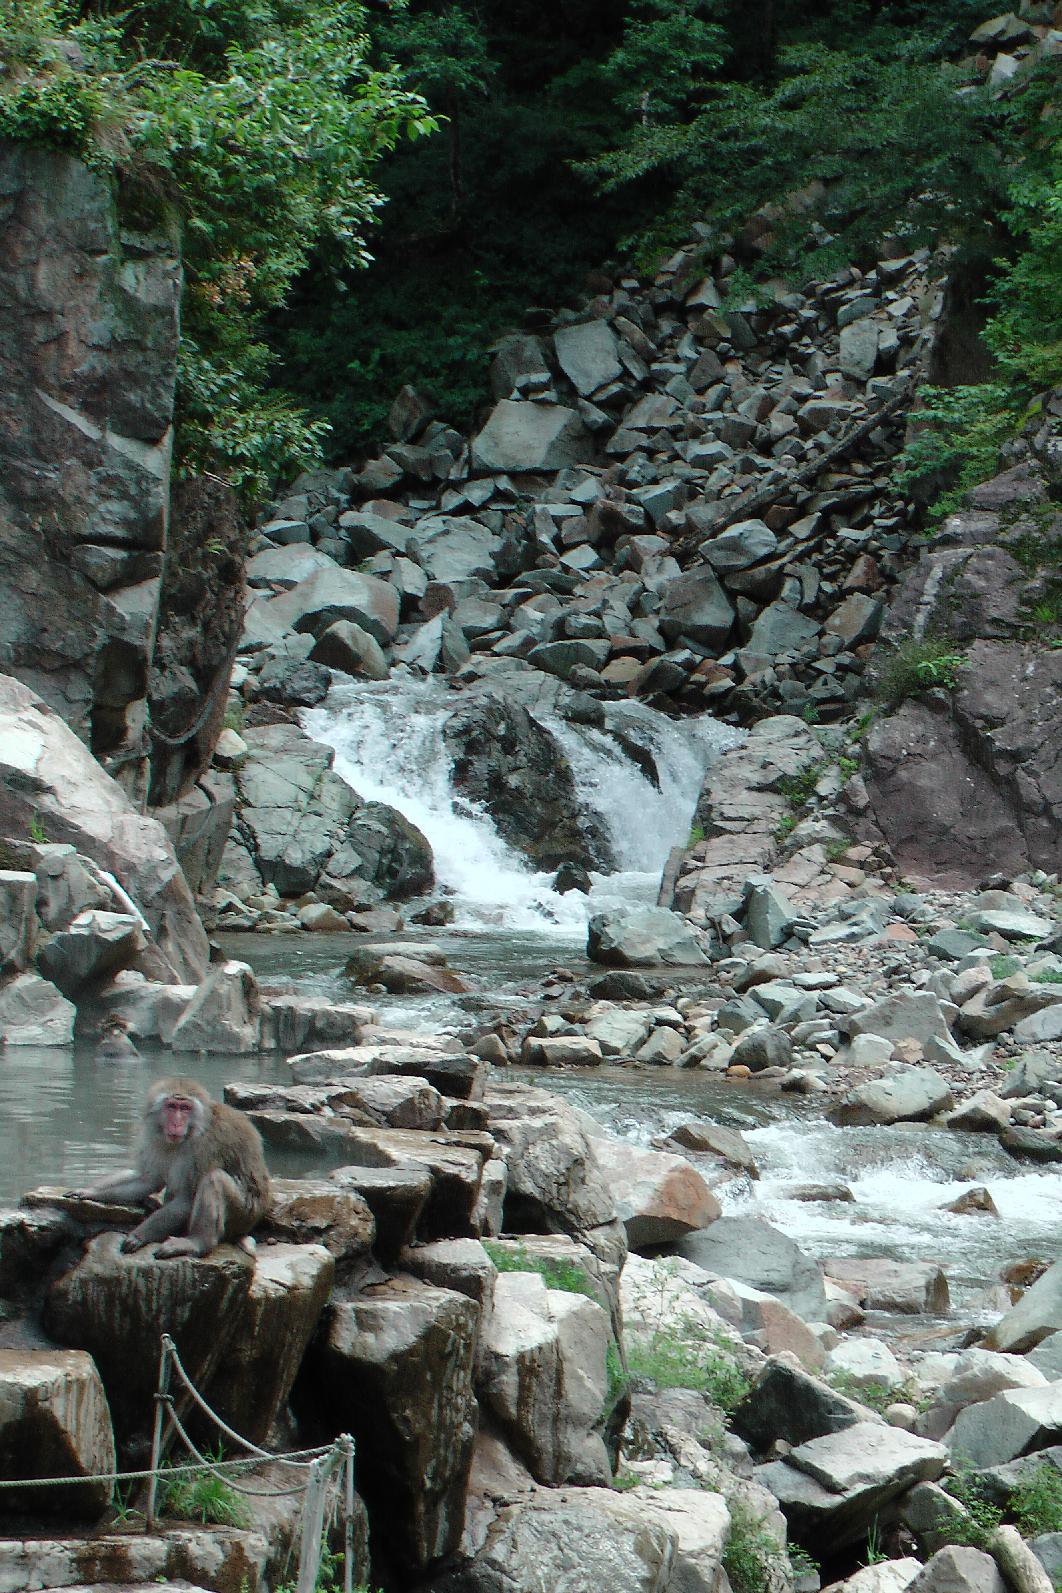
160;1096;196;1144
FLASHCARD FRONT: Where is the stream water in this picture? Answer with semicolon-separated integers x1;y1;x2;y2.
5;678;1061;1321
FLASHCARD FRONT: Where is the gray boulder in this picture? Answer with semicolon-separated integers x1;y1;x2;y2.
587;907;707;967
0;676;208;983
946;1384;1062;1468
0;871;37;973
444;693;612;872
170;959;261;1053
675;1216;828;1323
553;320;623;397
702;519;779;573
471;401;593;474
905;1547;1005;1593
658;567;735;650
830;1068;955;1127
0;971;76;1045
983;1260;1062;1353
0;1348;116;1517
259;566;400;646
37;909;143;997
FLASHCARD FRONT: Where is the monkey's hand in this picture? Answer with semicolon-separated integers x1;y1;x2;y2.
154;1237;201;1260
119;1231;148;1254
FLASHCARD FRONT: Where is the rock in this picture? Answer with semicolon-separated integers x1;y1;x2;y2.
37;910;143;997
584;1008;655;1058
486;1086;618;1238
943;1092;1011;1133
256;655;331;708
825;594;884;648
982;1259;1062;1353
0;870;37;973
839;320;879;380
826;1259;949;1315
761;1422;946;1550
348;951;470;997
589;1137;720;1249
658;567;735;650
553;320;623;397
903;1546;1005;1593
476;1270;611;1485
0;971;76;1046
675;1216;828;1323
732;1025;793;1072
207;1242;334;1446
310;1276;479;1572
320;801;434;906
702;519;779;573
825;1560;923;1593
829;1069;955;1127
0;146;179;773
968;909;1052;941
732;1357;875;1452
946;1384;1062;1468
257;566;399;646
938;1349;1047;1408
263;1179;375;1273
0;1348;115;1517
44;1231;254;1442
847;992;954;1048
333;1126;491;1241
0;677;208;983
471;400;593;473
522;1034;605;1067
826;1338;905;1392
587;907;708;967
170;959;261;1053
743;877;798;949
437;1484;727;1593
664;1121;760;1178
746;603;820;660
309;620;389;680
330;1165;431;1263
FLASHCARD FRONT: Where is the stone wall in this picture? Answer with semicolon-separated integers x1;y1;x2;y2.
0;141;181;800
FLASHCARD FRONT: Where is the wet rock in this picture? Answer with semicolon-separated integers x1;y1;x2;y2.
829;1068;954;1127
347;952;470;996
444;692;611;872
0;1348;116;1518
311;1276;479;1572
263;1179;375;1273
256;566;400;646
333;1126;491;1240
309;619;390;680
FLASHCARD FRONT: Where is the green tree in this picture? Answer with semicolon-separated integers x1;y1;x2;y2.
0;0;435;497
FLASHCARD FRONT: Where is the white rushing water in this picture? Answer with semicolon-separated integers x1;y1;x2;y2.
303;678;742;933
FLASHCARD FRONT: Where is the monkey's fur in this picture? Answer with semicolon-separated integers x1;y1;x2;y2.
81;1078;271;1259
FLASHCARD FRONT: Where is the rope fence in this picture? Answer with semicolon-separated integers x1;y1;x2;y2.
0;1333;358;1593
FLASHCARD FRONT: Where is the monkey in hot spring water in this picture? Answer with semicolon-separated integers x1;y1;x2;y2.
73;1077;271;1259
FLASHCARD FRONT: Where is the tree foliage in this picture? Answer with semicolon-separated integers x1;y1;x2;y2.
0;0;434;497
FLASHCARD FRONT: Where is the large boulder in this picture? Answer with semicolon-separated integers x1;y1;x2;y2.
587;907;708;967
233;721;432;902
983;1259;1062;1353
0;144;180;783
485;1085;619;1240
0;1348;115;1517
169;959;261;1053
476;1270;612;1486
206;1242;334;1446
0;971;76;1045
444;693;612;872
0;676;208;982
658;567;735;650
0;870;37;972
471;401;593;474
43;1232;254;1443
553;320;623;397
589;1136;720;1250
675;1216;828;1324
310;1276;479;1573
256;566;399;646
37;909;143;997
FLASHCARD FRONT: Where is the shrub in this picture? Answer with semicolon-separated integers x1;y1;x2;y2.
1012;1464;1062;1537
876;638;965;708
723;1499;785;1593
625;1321;749;1413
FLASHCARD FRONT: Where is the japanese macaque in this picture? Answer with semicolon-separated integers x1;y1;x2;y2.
78;1078;271;1259
94;1017;141;1063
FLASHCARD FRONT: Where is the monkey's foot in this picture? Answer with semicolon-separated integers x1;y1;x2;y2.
119;1233;147;1254
153;1237;202;1260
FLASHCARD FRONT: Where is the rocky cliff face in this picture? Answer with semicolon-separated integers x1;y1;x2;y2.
0;141;181;799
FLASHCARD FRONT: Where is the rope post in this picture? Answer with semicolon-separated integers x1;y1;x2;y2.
341;1434;356;1593
146;1335;174;1529
296;1451;333;1593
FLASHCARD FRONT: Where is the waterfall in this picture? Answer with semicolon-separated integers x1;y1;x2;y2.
303;678;742;934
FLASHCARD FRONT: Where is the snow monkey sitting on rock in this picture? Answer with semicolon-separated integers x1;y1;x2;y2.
75;1078;271;1259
